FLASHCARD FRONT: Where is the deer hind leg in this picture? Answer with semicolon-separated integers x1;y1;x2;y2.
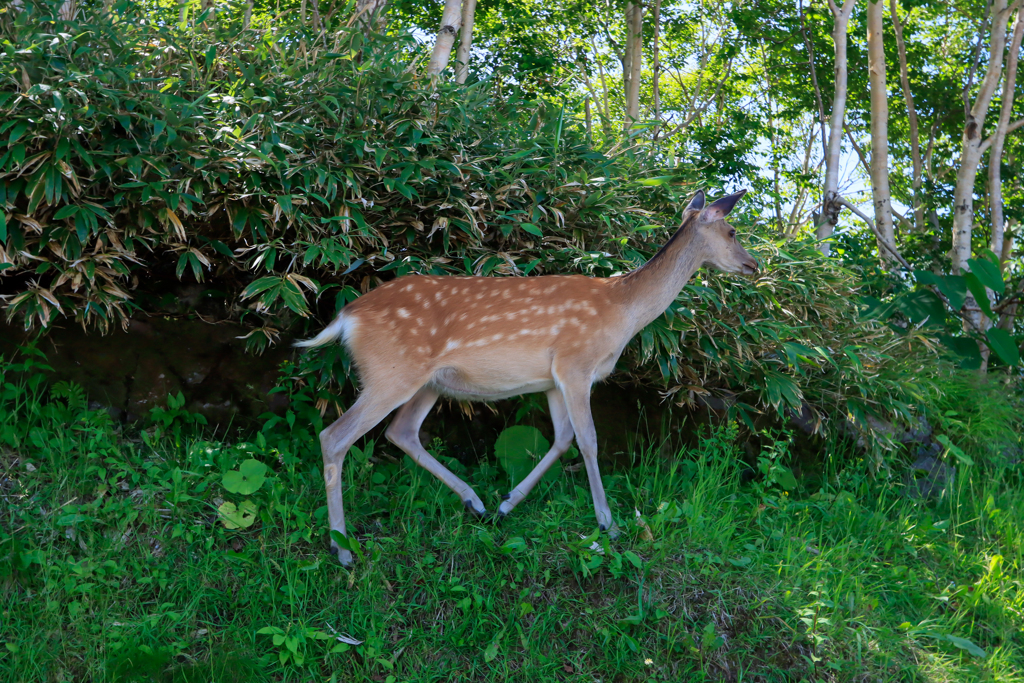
497;388;575;517
320;384;420;566
556;373;617;535
385;386;487;516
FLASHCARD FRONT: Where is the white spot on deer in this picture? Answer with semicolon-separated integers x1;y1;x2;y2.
397;308;411;318
444;340;462;351
476;293;484;300
414;293;422;302
569;317;581;326
403;284;413;292
430;327;437;336
492;334;504;341
417;346;429;353
467;322;476;329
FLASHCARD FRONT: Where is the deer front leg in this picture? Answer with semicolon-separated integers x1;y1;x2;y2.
556;376;616;535
498;388;574;516
385;386;488;516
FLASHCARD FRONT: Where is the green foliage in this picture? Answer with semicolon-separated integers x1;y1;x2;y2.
0;4;942;438
495;425;556;487
1;353;1024;680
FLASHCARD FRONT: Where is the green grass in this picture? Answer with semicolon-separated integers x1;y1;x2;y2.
1;355;1023;682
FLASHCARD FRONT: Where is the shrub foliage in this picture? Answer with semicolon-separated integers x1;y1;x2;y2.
0;3;932;435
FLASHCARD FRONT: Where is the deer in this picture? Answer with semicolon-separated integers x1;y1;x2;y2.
296;189;757;565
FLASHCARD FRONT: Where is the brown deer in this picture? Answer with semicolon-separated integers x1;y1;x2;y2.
297;189;756;565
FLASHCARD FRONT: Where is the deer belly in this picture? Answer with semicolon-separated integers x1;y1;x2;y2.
427;365;555;401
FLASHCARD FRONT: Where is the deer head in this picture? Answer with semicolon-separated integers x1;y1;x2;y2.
685;189;758;276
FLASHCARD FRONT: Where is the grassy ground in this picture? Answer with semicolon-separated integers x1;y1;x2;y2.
1;354;1023;682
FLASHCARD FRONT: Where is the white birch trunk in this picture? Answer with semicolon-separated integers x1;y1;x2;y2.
652;0;662;125
890;0;923;230
867;0;897;267
624;2;643;128
428;0;464;78
988;14;1024;266
455;0;477;84
952;0;1015;275
816;0;857;257
243;0;253;29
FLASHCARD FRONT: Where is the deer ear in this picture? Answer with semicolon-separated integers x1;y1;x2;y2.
685;190;706;212
700;189;747;223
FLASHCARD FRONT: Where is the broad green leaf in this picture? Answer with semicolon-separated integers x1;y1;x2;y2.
963;273;995;318
986;327;1020;366
519;222;543;237
945;635;986;659
218;499;258;529
896;290;944;326
966;258;1004;295
53;205;78;220
939;335;983;370
221;459;268;495
915;271;967;311
775;466;798;491
495;425;553;487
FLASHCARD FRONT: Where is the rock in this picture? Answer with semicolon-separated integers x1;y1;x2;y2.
903;455;955;499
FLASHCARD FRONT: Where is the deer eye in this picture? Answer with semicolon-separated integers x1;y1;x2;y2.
729;229;736;238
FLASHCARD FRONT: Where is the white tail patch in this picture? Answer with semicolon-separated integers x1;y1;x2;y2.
294;313;355;348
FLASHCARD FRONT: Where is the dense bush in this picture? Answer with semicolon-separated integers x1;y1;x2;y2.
0;4;934;438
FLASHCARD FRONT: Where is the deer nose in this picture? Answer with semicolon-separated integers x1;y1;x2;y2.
743;260;758;275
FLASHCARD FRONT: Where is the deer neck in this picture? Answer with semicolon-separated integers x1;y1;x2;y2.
616;223;705;336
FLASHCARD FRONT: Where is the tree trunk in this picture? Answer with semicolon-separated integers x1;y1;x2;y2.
624;1;643;128
815;0;857;257
953;0;1015;276
427;0;464;79
243;0;253;29
652;0;662;126
300;0;307;26
889;0;923;231
310;0;322;30
988;14;1023;267
867;0;897;267
953;0;1016;340
455;0;477;84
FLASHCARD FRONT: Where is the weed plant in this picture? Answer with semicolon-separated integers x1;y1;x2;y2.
1;351;1023;682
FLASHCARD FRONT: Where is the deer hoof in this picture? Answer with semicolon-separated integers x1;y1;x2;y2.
330;543;354;568
500;493;511;501
464;499;488;518
497;500;514;517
